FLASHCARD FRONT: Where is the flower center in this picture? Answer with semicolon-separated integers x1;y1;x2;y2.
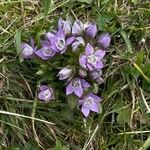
87;55;97;64
84;97;94;107
72;79;81;88
43;47;54;56
56;38;66;50
43;89;51;100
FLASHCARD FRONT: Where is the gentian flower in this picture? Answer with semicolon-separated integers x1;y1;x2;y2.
71;37;85;52
21;38;36;58
79;93;101;117
57;67;73;80
48;28;75;54
97;33;111;49
72;20;84;35
79;43;106;71
66;78;91;97
85;23;98;39
90;69;104;85
38;85;54;102
58;18;72;35
35;40;56;60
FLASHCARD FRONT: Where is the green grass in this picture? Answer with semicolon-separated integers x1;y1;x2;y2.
0;0;150;149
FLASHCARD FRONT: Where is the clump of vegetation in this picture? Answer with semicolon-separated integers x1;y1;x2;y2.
0;0;150;149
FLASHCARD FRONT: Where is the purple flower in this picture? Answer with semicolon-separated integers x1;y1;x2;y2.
90;70;104;85
57;67;73;80
48;28;75;54
66;78;91;98
79;93;101;117
72;20;84;35
98;33;111;49
71;37;85;52
21;38;36;58
38;85;54;102
58;18;72;35
79;43;106;71
35;40;56;60
85;23;98;38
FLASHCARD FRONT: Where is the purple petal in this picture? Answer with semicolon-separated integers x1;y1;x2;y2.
90;102;100;113
72;20;83;35
57;28;65;38
40;85;48;91
81;106;90;117
95;61;104;69
81;79;91;89
46;32;55;39
79;99;84;106
98;33;111;49
21;43;34;58
66;36;75;45
79;55;87;69
74;86;83;98
85;24;97;39
94;50;106;59
66;83;74;95
58;18;64;29
38;91;45;100
87;64;94;71
35;50;50;60
85;43;94;55
87;93;102;102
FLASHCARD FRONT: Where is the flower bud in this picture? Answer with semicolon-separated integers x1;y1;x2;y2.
85;23;98;38
72;20;84;35
21;43;35;58
90;70;104;85
38;85;54;102
98;33;111;49
58;18;72;35
57;67;73;80
78;68;87;78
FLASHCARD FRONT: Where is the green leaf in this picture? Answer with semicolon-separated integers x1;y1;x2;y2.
44;0;51;16
116;108;130;124
77;0;92;4
135;51;145;67
55;139;62;150
67;96;78;109
119;30;133;53
96;13;114;31
62;145;70;150
14;30;23;62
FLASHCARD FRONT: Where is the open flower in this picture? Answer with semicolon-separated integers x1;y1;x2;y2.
85;23;98;39
38;85;55;102
98;33;111;49
66;78;91;97
58;18;72;35
21;38;36;58
71;37;85;52
79;43;106;71
48;28;75;54
79;93;101;117
35;40;56;60
57;67;73;80
72;20;84;35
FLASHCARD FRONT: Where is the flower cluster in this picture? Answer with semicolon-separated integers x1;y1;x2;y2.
21;18;111;117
